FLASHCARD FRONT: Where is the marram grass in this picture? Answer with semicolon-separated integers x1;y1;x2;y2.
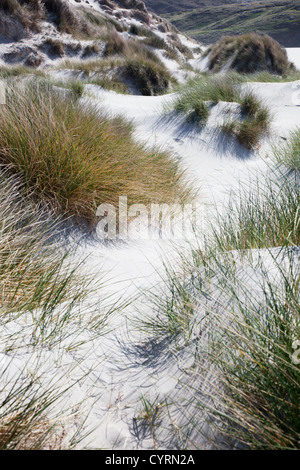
172;74;271;149
141;162;300;449
0;80;194;224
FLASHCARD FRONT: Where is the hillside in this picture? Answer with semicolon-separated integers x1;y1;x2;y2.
145;0;255;15
145;0;300;47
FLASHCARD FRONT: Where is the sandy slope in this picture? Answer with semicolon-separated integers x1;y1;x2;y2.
60;79;300;447
2;65;300;448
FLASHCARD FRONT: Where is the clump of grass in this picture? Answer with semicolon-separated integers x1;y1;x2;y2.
82;42;102;58
103;30;127;57
43;38;65;57
53;57;128;93
235;109;271;149
221;91;271;149
273;128;300;172
56;39;174;96
56;56;122;75
163;48;180;61
186;100;210;126
212;174;299;251
240;90;261;116
140;33;182;62
41;0;123;39
0;65;45;78
173;75;271;148
209;33;292;75
192;247;300;450
0;0;44;39
133;394;166;450
88;76;128;94
174;75;241;110
0;360;64;450
81;7;126;33
142;34;169;51
0;341;96;449
69;79;84;99
0;80;193;223
123;58;174;96
129;23;155;38
41;0;81;36
172;75;242;131
104;32;159;63
52;78;85;99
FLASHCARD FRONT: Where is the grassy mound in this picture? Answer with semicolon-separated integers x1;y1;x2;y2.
0;0;44;39
123;58;173;96
208;33;292;75
0;80;193;223
55;31;175;96
0;0;126;40
172;75;271;149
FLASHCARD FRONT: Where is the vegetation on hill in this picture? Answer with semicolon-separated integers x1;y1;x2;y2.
208;33;292;74
157;0;300;47
0;0;195;95
0;80;193;223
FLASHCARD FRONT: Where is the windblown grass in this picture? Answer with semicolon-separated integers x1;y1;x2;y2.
208;33;292;75
55;57;122;75
189;247;300;450
174;74;241;107
103;31;159;63
0;357;65;450
0;168;108;449
172;75;271;148
0;80;193;223
0;65;45;78
0;0;44;38
123;57;174;96
0;170;87;323
210;174;299;252
142;163;300;449
0;335;97;449
273;128;300;172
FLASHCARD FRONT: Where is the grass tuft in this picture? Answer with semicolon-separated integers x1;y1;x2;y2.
0;79;193;223
208;33;292;75
273;128;300;172
172;75;271;148
123;58;173;96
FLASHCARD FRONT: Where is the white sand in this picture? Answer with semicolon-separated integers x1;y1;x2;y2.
286;48;300;70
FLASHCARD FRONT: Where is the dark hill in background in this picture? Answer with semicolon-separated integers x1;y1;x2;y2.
144;0;300;47
144;0;256;15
